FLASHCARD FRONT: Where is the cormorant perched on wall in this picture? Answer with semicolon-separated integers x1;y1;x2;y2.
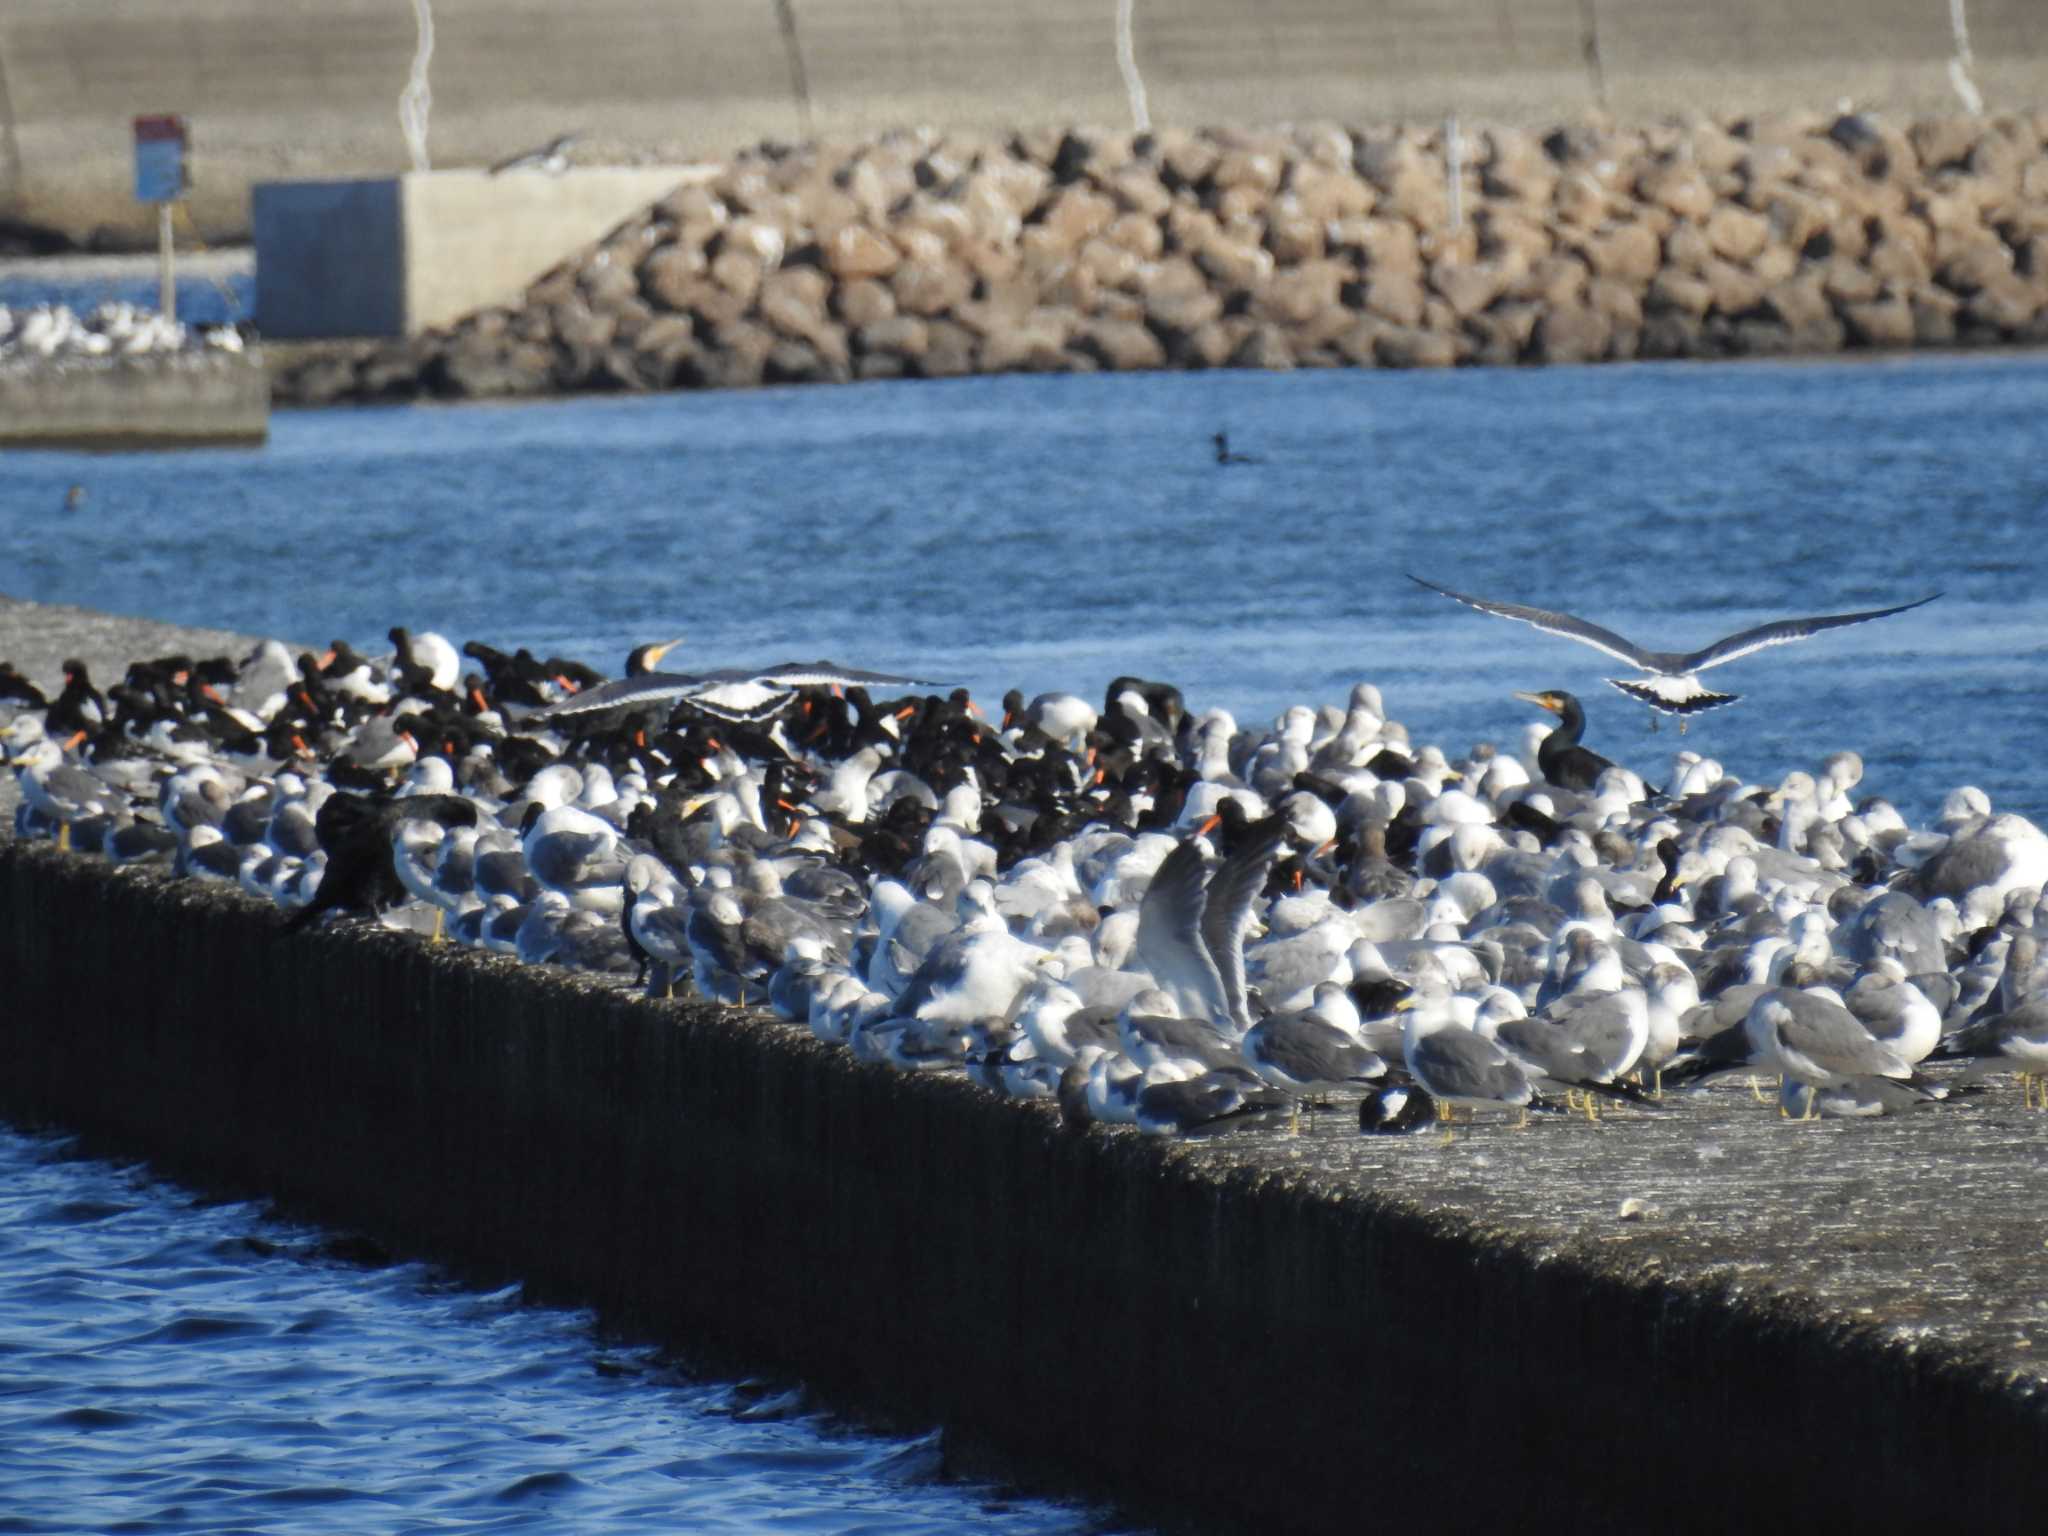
1513;689;1616;793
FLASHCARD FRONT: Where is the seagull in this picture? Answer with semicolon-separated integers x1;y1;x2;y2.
523;661;943;726
1409;575;1938;723
489;133;579;176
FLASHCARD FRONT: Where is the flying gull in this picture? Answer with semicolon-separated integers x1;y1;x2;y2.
1410;574;1937;722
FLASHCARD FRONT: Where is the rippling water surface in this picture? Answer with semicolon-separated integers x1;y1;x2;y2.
5;354;2046;824
0;1123;1123;1535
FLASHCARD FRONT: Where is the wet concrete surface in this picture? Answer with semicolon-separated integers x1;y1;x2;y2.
2;597;2045;1529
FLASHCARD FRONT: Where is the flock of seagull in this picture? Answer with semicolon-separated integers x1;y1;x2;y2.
0;302;245;364
6;583;2046;1138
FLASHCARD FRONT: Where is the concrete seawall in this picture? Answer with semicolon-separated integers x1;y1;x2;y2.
0;350;267;448
5;0;2045;248
3;830;2046;1530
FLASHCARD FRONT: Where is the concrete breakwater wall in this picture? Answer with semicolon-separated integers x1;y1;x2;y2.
4;835;2047;1530
7;0;2045;249
0;350;268;448
272;111;2048;404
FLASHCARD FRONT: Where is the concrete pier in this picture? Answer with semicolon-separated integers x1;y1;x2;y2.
1;831;2045;1528
1;601;2045;1529
252;168;714;338
0;351;267;449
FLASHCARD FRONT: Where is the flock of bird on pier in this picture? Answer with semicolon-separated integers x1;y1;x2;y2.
7;581;2045;1136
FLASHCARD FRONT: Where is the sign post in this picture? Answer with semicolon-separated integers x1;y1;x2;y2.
133;115;188;322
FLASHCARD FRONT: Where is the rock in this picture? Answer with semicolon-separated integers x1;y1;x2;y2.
1264;196;1325;264
656;183;728;232
1705;204;1771;262
1820;259;1881;305
579;252;640;308
855;351;907;381
603;297;657;345
1195;231;1274;290
1214;182;1271;230
1362;270;1427;327
1640;310;1705;358
1638;160;1715;221
1354;132;1449;228
758;266;833;340
1103;211;1165;259
916;319;978;378
1079;238;1143;291
1963;279;2040;334
891;258;972;317
835;278;897;329
1037;186;1118;253
709;247;765;306
1841;296;1915;347
1580;221;1662;285
1938;236;2014;294
1159;131;1220;191
979;311;1074;372
855;315;930;360
552;298;616;354
695;319;775;388
1340;217;1422;279
1139;257;1224;333
1912;286;1960;343
1553;171;1616;229
1531;301;1610;363
1253;260;1345;325
1760;188;1832;254
764;338;847;386
1172;319;1240;368
1480;128;1558;204
1290;161;1375;223
1512;254;1590;308
1074;318;1166;371
1866;233;1933;287
1103;167;1173;219
1229;323;1295;370
1428;258;1508;318
1647;269;1713;317
1372;326;1458;368
640;244;707;311
1213;148;1284;193
1049;130;1093;184
826;225;899;280
1476;207;1553;272
1909;117;1983;173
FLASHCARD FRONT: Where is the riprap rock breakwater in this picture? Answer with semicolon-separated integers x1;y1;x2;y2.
274;110;2048;405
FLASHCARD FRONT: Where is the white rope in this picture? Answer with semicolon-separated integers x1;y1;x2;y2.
399;0;436;172
1445;114;1463;234
1115;0;1150;134
1948;0;1984;116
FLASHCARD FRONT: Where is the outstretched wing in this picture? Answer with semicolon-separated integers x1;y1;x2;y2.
1135;839;1230;1026
1408;574;1657;670
745;661;944;690
1199;825;1287;1034
523;671;704;722
1680;595;1940;674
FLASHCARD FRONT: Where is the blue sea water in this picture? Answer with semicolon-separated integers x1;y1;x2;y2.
0;1122;1124;1535
1;355;2046;1526
3;353;2046;825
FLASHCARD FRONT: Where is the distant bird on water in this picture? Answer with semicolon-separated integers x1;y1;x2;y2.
1213;432;1259;466
1411;574;1938;724
490;133;579;176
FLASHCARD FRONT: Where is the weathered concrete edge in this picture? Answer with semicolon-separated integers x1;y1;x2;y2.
0;352;269;449
2;840;2041;1532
